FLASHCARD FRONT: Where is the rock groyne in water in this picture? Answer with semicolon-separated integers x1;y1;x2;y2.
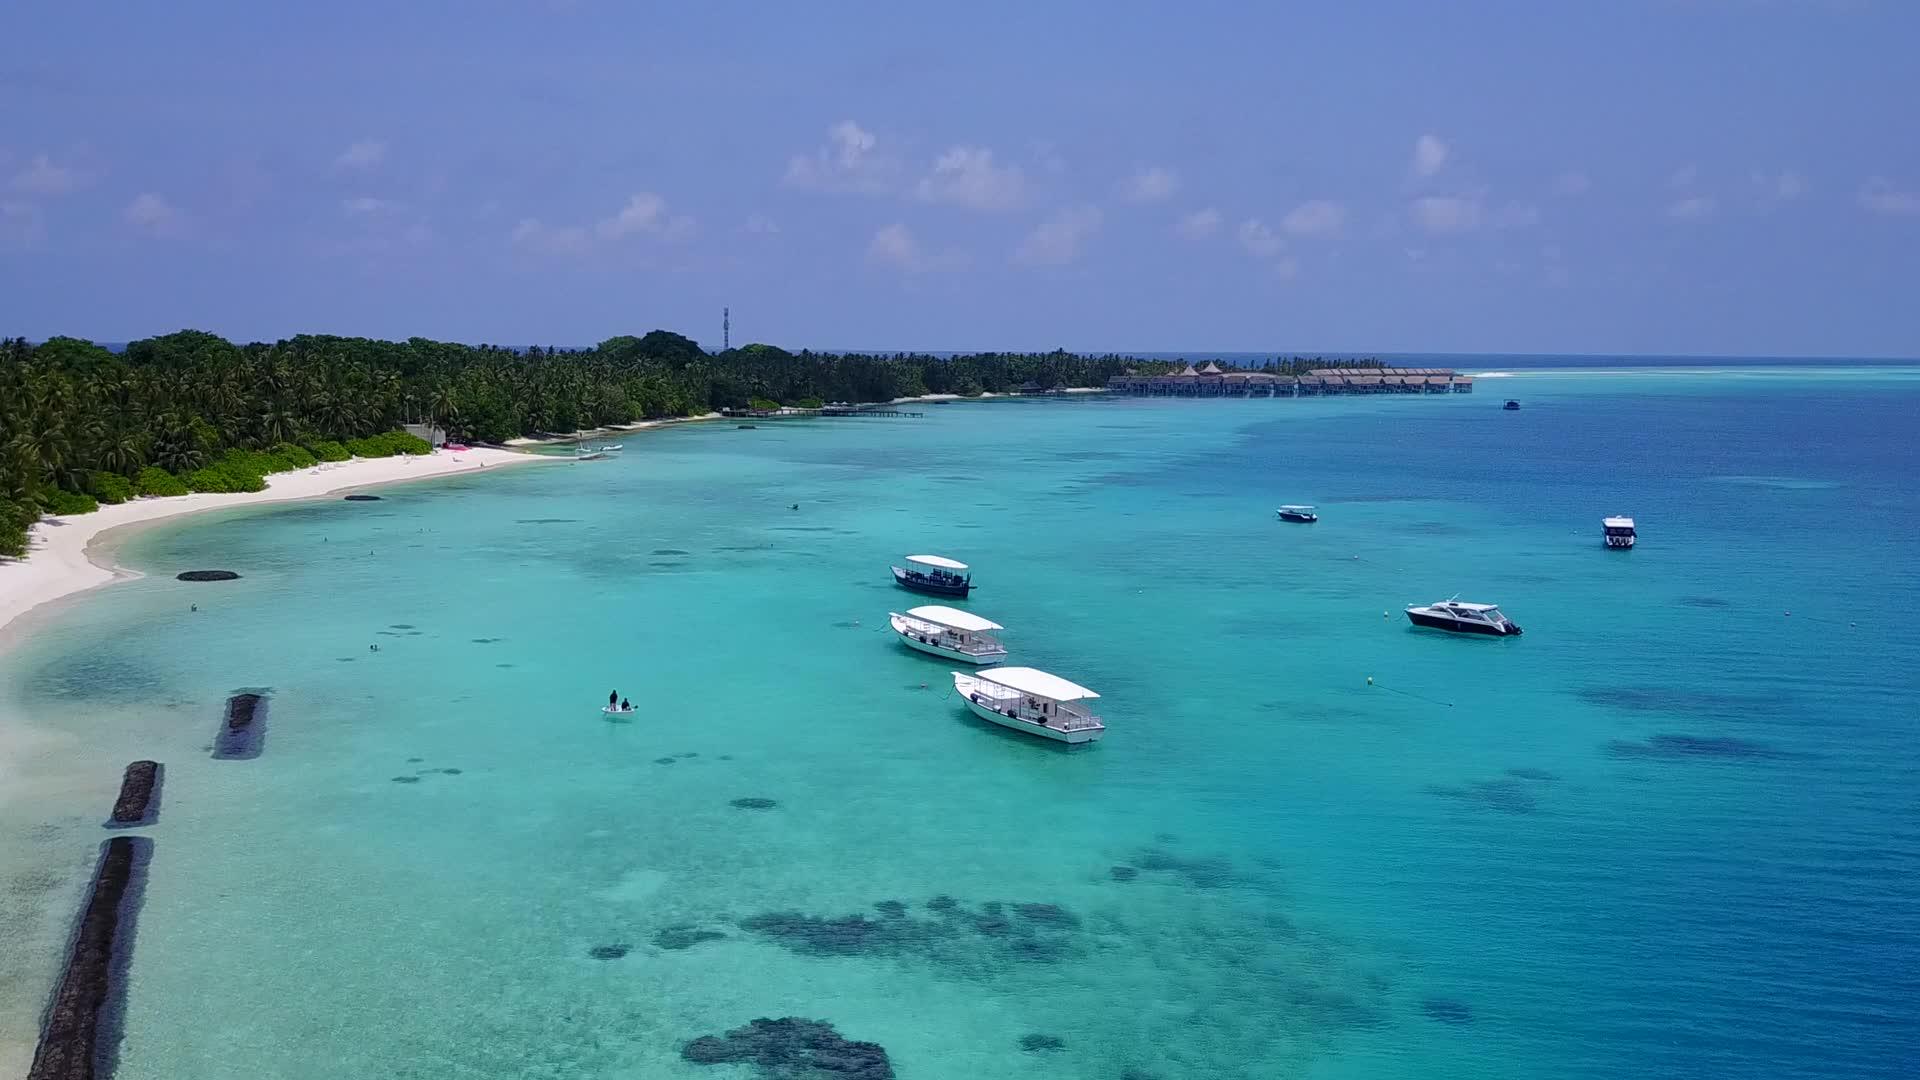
105;761;162;828
212;692;266;759
28;836;151;1080
174;570;240;582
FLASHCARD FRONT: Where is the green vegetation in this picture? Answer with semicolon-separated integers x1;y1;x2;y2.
40;489;99;515
0;327;1181;553
133;467;190;498
87;471;133;505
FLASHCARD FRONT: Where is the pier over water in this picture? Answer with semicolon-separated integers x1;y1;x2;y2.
1108;363;1474;396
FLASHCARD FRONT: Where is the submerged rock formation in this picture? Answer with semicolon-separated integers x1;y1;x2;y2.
29;836;151;1080
682;1017;892;1079
175;570;240;581
212;692;266;759
106;761;162;827
343;494;383;501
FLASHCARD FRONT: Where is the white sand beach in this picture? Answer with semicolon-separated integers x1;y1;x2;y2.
0;447;543;648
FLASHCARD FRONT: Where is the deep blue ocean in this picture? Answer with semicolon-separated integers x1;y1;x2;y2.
1;363;1916;1078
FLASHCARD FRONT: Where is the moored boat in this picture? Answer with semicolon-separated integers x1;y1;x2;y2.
889;605;1007;664
891;554;973;597
1276;504;1319;523
951;667;1104;744
1504;400;1521;410
1603;516;1637;549
1406;599;1523;636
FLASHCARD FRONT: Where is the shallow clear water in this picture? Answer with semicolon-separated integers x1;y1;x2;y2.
3;368;1918;1079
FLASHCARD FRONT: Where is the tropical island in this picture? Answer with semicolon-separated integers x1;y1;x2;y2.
0;329;1390;557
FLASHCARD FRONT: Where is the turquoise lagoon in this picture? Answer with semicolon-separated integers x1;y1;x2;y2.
2;366;1917;1078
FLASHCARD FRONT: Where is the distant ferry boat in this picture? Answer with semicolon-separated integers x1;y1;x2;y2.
1406;599;1523;636
951;666;1105;744
1504;399;1521;410
890;605;1007;664
891;554;973;597
1276;504;1319;523
1603;516;1637;549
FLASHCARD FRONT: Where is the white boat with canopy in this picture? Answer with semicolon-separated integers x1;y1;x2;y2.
951;666;1105;745
890;605;1008;664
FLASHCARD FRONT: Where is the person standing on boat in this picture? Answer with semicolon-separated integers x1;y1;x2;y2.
609;689;619;709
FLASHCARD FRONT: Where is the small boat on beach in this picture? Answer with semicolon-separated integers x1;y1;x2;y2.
891;554;973;597
1276;504;1319;523
1504;400;1521;411
1603;516;1637;549
890;605;1008;664
951;666;1105;744
1406;599;1523;636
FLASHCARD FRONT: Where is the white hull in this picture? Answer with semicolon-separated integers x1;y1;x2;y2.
961;696;1103;743
889;613;1006;664
898;632;1005;664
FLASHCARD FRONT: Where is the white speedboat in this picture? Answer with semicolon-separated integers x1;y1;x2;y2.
890;605;1008;664
1603;516;1636;549
951;666;1105;744
1405;599;1523;636
598;444;623;452
1276;504;1318;523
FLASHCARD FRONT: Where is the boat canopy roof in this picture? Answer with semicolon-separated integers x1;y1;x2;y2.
1279;504;1316;511
973;666;1098;701
904;605;1003;632
905;554;969;571
1603;516;1636;528
1421;600;1501;612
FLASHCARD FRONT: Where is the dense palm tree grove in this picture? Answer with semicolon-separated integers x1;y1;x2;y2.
0;328;1156;556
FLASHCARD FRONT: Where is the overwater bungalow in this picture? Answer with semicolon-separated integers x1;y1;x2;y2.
1105;364;1473;397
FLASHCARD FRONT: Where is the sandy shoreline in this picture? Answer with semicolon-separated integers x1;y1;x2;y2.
0;446;544;650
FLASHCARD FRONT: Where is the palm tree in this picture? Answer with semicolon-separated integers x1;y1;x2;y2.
97;426;147;477
428;386;460;443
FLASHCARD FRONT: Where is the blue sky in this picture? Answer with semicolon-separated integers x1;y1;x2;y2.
2;1;1917;356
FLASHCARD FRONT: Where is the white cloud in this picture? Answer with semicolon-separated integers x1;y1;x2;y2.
510;219;592;256
784;120;894;193
868;223;921;269
1237;218;1285;257
123;192;183;236
1751;169;1807;202
512;192;693;255
12;153;82;195
915;146;1026;211
1667;195;1716;221
1;200;46;250
343;196;395;215
741;213;780;235
1176;207;1222;239
334;139;387;171
1411;134;1449;178
1492;202;1541;229
1858;177;1920;217
596;192;693;240
1281;199;1345;236
1554;171;1591;196
1119;166;1179;203
1014;205;1102;266
1409;195;1482;234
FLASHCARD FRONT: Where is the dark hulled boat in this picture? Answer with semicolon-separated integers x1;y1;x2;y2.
891;555;973;597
